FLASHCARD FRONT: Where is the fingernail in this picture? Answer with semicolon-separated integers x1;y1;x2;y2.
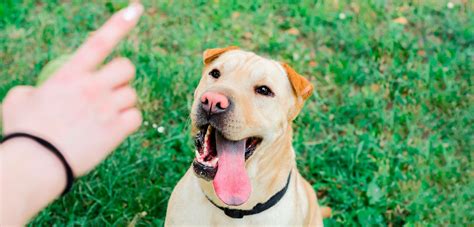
123;3;144;21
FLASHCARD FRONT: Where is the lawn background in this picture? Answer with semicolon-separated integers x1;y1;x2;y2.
1;0;473;226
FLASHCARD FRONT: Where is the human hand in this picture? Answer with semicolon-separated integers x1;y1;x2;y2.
1;3;144;176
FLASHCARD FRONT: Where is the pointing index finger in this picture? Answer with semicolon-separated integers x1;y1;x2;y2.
68;3;143;72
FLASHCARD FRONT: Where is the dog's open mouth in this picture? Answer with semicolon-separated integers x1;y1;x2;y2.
194;126;261;168
192;124;262;206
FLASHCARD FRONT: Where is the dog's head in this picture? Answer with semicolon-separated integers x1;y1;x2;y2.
191;46;313;206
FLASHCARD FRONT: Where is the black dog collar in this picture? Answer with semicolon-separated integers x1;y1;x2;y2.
207;171;292;219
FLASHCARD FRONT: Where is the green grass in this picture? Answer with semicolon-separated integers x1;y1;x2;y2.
1;0;473;226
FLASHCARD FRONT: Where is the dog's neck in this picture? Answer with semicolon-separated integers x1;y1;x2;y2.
197;124;295;210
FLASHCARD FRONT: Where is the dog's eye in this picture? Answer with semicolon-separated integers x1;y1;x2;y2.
209;69;220;79
255;86;274;97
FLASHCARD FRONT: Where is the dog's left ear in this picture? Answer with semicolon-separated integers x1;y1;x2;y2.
203;46;240;65
281;62;314;120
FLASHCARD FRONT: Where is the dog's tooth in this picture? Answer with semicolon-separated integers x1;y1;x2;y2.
202;160;211;167
195;149;201;158
204;130;211;154
205;128;210;140
204;127;212;155
210;157;218;166
197;155;204;163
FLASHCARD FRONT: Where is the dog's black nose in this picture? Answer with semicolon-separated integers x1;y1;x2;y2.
201;91;229;115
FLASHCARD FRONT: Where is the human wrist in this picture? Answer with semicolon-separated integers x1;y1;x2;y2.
2;132;75;194
1;136;67;189
0;137;66;223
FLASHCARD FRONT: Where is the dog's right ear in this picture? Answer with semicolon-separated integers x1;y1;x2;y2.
203;46;239;65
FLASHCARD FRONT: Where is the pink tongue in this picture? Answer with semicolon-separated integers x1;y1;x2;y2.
213;132;251;206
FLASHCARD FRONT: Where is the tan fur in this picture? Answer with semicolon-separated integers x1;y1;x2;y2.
165;47;329;226
281;62;314;120
281;62;313;101
203;46;240;65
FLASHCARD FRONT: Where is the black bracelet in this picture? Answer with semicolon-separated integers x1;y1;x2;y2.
1;132;74;196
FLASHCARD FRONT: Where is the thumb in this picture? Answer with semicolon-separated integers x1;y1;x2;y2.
4;86;35;104
2;86;35;132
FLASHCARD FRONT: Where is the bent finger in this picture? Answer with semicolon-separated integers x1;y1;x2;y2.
95;58;135;89
112;86;138;111
117;108;142;137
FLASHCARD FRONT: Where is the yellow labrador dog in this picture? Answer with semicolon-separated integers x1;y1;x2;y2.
165;47;329;226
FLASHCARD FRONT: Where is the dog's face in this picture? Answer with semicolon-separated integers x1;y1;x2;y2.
190;47;313;206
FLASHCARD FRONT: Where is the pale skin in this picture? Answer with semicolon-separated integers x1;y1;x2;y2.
0;3;143;225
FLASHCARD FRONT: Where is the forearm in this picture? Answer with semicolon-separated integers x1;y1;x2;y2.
0;138;65;225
